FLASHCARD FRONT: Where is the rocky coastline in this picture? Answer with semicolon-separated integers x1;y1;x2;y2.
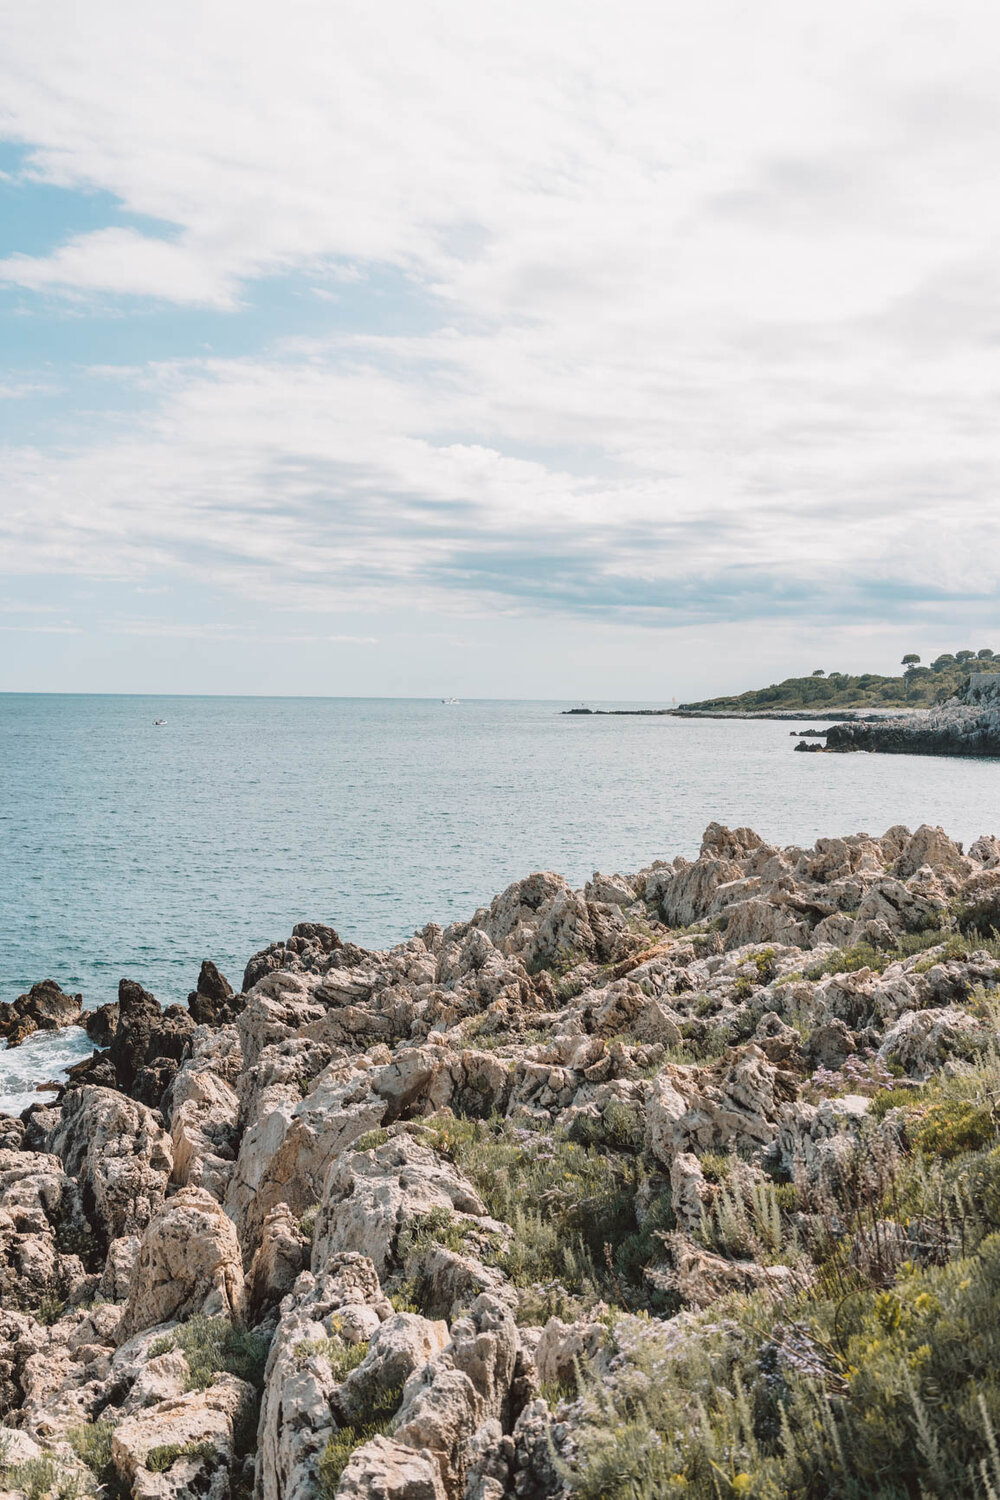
824;671;1000;757
564;707;907;721
2;823;1000;1497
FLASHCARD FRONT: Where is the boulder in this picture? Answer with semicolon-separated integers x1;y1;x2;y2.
0;981;82;1047
336;1436;447;1500
47;1087;173;1242
188;961;245;1027
312;1135;489;1280
111;1374;254;1500
392;1294;518;1497
255;1252;393;1500
878;1007;984;1077
110;979;196;1099
84;1002;119;1048
119;1186;245;1340
169;1061;239;1199
646;1047;790;1165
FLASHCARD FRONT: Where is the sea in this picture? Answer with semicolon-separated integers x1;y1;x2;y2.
2;693;998;1112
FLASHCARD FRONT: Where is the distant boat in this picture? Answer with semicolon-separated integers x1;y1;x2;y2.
153;719;167;726
441;698;460;705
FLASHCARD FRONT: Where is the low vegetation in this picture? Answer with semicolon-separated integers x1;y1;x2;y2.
148;1314;270;1392
146;1440;216;1473
418;1114;677;1320
317;1382;404;1497
680;648;1000;712
564;1046;1000;1499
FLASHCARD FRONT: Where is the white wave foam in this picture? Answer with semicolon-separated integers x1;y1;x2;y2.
0;1027;95;1116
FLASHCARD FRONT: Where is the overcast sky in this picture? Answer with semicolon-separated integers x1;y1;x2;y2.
1;0;998;698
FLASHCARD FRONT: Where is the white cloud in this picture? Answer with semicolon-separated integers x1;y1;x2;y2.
0;0;998;646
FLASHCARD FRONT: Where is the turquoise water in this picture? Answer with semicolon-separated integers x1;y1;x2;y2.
2;694;998;1107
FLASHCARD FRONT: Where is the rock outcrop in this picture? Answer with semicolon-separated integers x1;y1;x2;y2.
825;671;1000;756
1;818;998;1497
0;980;83;1047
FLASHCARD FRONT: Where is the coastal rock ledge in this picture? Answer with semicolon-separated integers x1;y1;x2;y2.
3;821;1000;1497
825;670;1000;756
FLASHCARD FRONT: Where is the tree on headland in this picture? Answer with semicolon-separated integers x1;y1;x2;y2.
956;650;976;662
901;654;921;667
811;669;825;676
978;648;995;659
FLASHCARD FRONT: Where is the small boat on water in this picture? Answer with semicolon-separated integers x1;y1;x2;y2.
441;697;460;705
153;719;167;726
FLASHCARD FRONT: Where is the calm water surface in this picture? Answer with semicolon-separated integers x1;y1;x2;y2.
2;694;998;1107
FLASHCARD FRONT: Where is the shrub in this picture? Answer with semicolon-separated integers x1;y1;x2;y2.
421;1115;676;1312
67;1419;122;1495
570;1234;1000;1499
910;1097;996;1160
294;1335;369;1381
1;1456;83;1500
36;1292;67;1326
352;1128;390;1153
298;1203;320;1240
148;1316;269;1391
147;1440;216;1473
317;1382;404;1498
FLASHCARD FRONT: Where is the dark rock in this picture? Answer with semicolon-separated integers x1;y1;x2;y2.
825;673;1000;758
194;959;233;1002
187;960;246;1025
132;1057;179;1109
290;922;341;952
0;980;83;1047
85;1002;119;1048
0;1116;25;1152
110;979;164;1090
65;1051;118;1090
110;979;195;1098
242;942;286;993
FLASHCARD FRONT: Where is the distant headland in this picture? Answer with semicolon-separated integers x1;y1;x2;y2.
563;648;1000;720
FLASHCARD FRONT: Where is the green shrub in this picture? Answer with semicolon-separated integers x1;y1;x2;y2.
1;1456;83;1500
66;1419;123;1496
298;1203;320;1240
869;1084;926;1121
147;1440;216;1473
910;1097;997;1160
420;1115;675;1313
804;928;977;982
570;1234;1000;1499
294;1335;369;1380
36;1291;67;1326
148;1315;269;1391
317;1382;404;1498
353;1127;390;1153
397;1204;478;1259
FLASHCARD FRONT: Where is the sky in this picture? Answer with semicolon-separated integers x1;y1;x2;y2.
1;0;998;699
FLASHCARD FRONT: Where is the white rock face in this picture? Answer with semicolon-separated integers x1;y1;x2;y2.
646;1047;787;1164
120;1187;245;1340
169;1061;240;1199
336;1435;447;1500
311;1135;489;1280
112;1374;254;1500
47;1087;173;1241
255;1253;395;1500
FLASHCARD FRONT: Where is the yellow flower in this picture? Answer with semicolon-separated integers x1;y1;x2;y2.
732;1476;753;1495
